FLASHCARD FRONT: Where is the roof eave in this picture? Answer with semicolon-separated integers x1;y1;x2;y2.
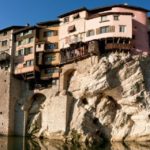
58;7;88;18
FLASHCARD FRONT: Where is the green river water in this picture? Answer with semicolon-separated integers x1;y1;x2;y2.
0;136;150;150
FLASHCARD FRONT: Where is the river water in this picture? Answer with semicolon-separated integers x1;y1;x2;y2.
0;136;150;150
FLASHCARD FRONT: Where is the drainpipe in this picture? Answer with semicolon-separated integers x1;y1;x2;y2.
22;110;27;150
23;111;28;137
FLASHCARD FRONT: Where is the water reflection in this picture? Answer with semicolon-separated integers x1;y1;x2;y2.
0;136;150;150
111;142;150;150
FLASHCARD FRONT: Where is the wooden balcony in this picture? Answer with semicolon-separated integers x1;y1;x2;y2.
0;52;10;62
14;66;39;75
105;43;133;50
14;56;24;63
40;72;59;80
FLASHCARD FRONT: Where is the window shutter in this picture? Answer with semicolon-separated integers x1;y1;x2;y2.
96;28;100;34
86;31;90;37
111;26;115;32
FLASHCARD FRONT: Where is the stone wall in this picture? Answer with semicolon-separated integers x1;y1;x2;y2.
59;56;99;91
0;68;10;135
0;67;30;136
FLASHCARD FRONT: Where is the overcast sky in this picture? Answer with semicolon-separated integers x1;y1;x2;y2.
0;0;150;29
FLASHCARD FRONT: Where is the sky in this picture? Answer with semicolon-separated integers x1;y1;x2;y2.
0;0;150;29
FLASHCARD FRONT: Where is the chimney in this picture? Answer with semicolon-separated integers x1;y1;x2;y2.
26;23;30;26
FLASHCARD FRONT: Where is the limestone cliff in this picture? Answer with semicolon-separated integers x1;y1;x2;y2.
24;52;150;143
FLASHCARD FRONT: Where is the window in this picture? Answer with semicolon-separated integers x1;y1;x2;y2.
24;47;33;55
64;17;69;23
19;33;23;37
47;43;58;50
43;30;57;37
100;26;115;34
24;60;34;67
28;37;34;43
100;26;109;33
2;40;7;46
18;49;24;56
3;31;7;36
119;25;126;32
114;15;119;20
17;41;22;46
45;55;56;63
15;51;18;56
45;68;59;74
86;30;95;37
27;30;32;35
73;13;80;20
100;16;108;22
24;30;32;36
68;25;76;33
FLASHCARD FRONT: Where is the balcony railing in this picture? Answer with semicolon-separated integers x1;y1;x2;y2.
60;45;89;64
0;52;10;62
105;43;133;50
14;56;24;63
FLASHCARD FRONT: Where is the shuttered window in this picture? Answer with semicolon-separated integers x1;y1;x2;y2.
96;28;100;35
86;30;95;37
68;25;76;33
100;26;115;34
43;30;58;37
119;25;126;32
47;43;58;50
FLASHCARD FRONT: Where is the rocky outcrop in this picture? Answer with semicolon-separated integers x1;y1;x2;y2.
66;52;150;142
24;52;150;143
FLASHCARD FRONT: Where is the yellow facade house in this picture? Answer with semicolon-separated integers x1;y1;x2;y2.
13;21;60;87
36;20;60;84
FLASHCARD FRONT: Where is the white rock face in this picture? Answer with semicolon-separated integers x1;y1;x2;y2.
25;52;150;142
67;52;150;142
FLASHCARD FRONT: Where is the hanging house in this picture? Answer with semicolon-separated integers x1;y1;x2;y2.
13;26;39;80
59;4;150;64
36;20;60;85
13;21;60;87
0;26;24;70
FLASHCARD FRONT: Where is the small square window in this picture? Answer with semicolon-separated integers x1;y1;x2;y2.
43;31;54;37
114;15;119;21
100;16;108;22
119;25;126;32
73;13;80;20
68;25;76;33
3;32;7;36
1;40;7;46
64;17;69;23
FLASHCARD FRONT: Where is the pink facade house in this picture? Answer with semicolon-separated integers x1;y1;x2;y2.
59;4;150;64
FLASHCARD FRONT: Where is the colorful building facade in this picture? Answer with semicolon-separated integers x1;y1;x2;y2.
59;4;150;64
13;21;60;87
36;20;60;85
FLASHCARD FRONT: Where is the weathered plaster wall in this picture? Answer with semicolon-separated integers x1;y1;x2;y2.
0;67;30;136
0;68;10;135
